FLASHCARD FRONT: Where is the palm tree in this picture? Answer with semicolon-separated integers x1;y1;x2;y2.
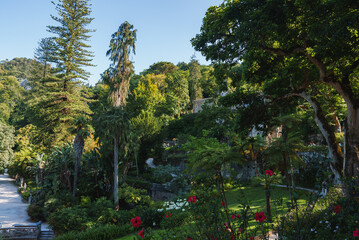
104;21;136;209
69;117;90;200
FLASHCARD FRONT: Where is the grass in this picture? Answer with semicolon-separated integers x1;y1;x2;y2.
115;185;310;240
226;185;308;212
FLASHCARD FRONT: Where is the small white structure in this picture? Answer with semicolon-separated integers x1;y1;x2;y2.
146;158;156;168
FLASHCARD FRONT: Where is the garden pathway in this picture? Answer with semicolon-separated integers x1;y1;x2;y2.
0;173;49;230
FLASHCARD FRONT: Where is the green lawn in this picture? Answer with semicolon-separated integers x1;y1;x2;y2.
226;185;308;213
116;185;310;240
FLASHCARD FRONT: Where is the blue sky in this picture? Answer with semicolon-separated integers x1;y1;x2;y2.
0;0;223;85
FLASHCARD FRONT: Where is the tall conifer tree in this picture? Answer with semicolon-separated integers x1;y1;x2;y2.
48;0;94;84
30;0;94;152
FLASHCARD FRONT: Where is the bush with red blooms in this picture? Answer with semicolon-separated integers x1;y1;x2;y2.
138;229;144;239
254;212;267;223
333;205;341;214
276;185;359;240
188;196;197;203
131;216;142;228
265;170;274;176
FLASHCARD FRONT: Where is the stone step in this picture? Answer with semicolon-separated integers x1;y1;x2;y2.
39;230;54;240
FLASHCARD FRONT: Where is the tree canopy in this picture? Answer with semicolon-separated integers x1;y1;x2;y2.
192;0;359;185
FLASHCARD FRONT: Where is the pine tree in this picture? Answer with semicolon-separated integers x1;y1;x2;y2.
34;37;56;78
48;0;94;84
29;0;94;151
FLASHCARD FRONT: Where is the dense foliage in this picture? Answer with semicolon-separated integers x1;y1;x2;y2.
1;0;359;239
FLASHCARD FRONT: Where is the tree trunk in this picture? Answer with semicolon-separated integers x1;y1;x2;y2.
266;188;272;221
299;92;344;182
72;133;84;200
343;108;359;185
135;148;139;177
43;61;47;78
114;134;119;210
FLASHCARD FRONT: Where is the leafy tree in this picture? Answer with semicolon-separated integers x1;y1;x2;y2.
200;65;218;98
128;73;166;117
141;61;178;76
104;21;136;209
192;0;359;189
0;122;15;170
0;75;24;123
166;70;190;117
0;58;42;80
188;57;203;103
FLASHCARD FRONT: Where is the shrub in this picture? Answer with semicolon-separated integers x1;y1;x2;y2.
21;191;30;201
125;176;152;190
118;184;151;207
27;204;46;221
150;165;180;184
48;197;135;234
140;208;164;228
48;206;89;234
53;224;131;240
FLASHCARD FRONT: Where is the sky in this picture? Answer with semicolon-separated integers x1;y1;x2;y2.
0;0;223;85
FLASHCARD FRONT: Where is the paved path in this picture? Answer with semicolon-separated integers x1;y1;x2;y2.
0;173;49;230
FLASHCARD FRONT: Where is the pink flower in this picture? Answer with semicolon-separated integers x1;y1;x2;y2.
188;196;197;203
130;216;142;228
254;211;267;222
238;228;242;233
265;169;274;176
354;229;359;237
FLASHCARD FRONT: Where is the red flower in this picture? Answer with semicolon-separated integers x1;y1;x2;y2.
186;238;192;240
250;236;254;240
130;216;142;228
237;214;241;218
231;214;236;219
354;229;359;237
265;170;274;176
221;202;226;206
188;196;197;203
255;212;267;222
165;213;172;218
238;228;242;233
334;205;342;214
138;229;144;238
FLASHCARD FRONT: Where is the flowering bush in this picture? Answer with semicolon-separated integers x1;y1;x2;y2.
188;196;197;203
275;186;359;239
265;170;273;176
131;216;142;228
254;212;267;223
